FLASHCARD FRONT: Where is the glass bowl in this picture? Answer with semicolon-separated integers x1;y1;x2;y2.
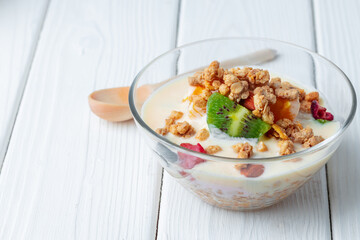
129;37;356;210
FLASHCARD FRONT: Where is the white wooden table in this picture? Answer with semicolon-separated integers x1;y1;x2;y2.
0;0;359;239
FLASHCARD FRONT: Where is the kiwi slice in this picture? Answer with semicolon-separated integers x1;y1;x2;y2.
207;93;271;138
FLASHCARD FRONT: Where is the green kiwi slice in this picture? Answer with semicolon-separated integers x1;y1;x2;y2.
207;93;271;138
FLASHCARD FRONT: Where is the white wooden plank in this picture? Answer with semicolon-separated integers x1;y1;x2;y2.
314;0;360;239
0;0;179;239
157;0;331;239
0;0;49;165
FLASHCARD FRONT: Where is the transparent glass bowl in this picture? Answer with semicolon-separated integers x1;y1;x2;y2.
129;38;356;210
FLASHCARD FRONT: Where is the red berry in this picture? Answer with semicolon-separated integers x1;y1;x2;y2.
241;92;255;111
311;100;334;121
178;143;206;169
240;164;265;178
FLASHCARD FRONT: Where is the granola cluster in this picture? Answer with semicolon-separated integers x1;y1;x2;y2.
195;128;210;141
270;118;324;155
156;111;196;138
206;145;222;154
188;62;264;105
300;91;319;113
256;141;268;152
252;86;276;124
187;61;307;125
232;142;254;159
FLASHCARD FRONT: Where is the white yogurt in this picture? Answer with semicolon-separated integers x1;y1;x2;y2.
141;74;340;210
142;76;339;159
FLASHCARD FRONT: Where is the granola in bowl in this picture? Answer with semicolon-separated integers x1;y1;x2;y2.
148;61;337;158
141;61;341;210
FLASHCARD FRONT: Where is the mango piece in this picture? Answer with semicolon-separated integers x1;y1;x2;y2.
270;97;300;122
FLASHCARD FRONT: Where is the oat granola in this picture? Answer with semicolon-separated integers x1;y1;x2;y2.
206;145;222;154
144;59;340;211
158;61;333;156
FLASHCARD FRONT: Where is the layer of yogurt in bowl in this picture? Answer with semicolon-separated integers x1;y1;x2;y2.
141;60;340;210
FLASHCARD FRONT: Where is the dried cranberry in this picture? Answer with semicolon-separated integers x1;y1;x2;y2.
311;100;334;121
240;164;265;178
179;171;190;177
241;92;255;111
178;143;206;169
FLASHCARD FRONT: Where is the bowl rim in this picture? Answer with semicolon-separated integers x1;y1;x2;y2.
129;37;357;163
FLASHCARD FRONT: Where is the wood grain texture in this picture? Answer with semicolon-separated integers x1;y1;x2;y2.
157;0;332;239
0;0;179;239
0;0;50;165
314;0;360;239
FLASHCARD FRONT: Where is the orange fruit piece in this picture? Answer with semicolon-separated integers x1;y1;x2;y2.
183;86;204;102
269;97;300;122
192;86;204;95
